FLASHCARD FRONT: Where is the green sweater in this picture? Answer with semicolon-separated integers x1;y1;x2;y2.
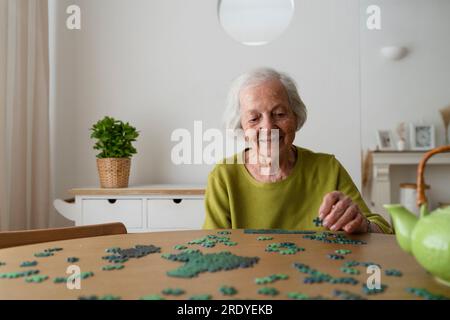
203;146;392;234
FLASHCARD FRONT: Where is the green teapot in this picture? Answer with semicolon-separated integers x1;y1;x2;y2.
384;145;450;287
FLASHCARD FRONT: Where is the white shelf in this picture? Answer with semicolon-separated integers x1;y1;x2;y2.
370;151;450;222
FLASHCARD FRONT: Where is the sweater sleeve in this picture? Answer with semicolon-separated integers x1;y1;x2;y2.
202;169;232;229
335;157;393;234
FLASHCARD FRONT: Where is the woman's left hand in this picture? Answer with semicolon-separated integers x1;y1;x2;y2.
318;191;369;234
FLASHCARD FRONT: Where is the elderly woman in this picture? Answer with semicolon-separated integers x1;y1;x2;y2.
203;68;392;234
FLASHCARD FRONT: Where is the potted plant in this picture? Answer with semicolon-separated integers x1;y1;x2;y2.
90;116;139;188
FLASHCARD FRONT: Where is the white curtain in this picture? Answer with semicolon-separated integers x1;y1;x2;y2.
0;0;50;230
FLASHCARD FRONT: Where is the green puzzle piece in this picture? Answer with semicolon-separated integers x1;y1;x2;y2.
266;242;305;255
140;294;166;300
162;250;259;278
189;294;212;300
102;264;124;271
255;274;288;285
0;270;39;279
219;285;238;296
257;287;279;296
162;288;185;296
25;275;48;283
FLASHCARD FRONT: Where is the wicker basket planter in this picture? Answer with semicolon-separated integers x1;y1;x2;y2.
96;158;131;188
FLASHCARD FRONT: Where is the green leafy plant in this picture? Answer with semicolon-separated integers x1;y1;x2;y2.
90;116;139;159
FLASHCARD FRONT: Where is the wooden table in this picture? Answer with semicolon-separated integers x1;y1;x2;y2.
1;230;449;300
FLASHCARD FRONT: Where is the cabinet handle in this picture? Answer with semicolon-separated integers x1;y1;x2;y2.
108;199;117;204
173;199;182;204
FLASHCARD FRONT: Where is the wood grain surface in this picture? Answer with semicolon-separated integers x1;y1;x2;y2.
1;229;449;300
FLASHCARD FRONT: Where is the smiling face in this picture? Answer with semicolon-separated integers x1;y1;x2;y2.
239;79;298;155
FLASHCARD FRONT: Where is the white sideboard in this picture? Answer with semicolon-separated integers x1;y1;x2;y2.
371;151;450;222
53;185;206;233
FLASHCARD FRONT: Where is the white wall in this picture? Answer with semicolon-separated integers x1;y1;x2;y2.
361;0;450;150
360;0;450;209
50;0;363;227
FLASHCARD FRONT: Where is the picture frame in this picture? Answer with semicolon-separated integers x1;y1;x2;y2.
410;124;435;150
376;130;395;151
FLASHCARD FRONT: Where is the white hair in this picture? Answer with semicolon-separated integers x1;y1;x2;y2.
223;67;307;131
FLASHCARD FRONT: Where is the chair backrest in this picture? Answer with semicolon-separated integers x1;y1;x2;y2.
0;223;127;249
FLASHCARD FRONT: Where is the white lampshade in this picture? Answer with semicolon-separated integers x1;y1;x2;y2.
218;0;295;46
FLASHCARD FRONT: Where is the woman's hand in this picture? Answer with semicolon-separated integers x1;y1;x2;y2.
318;191;371;234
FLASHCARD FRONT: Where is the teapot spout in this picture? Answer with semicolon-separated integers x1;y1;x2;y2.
384;204;418;253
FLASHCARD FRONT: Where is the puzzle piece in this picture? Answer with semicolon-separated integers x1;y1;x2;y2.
343;260;381;268
53;271;94;284
25;275;48;283
287;292;310;300
406;288;449;300
335;249;352;255
385;269;402;277
102;264;124;271
67;257;79;263
327;254;345;260
303;276;329;284
174;245;188;250
257;287;279;296
245;229;316;235
189;294;212;300
265;242;305;255
0;270;39;279
140;294;166;300
333;289;366;300
118;245;161;259
79;295;121;300
101;255;129;264
20;261;38;268
303;232;367;245
162;288;185;296
362;284;388;295
105;247;121;254
162;250;259;278
313;217;323;227
34;252;53;258
287;292;328;300
53;277;67;283
343;260;359;268
329;277;359;285
223;241;237;246
100;295;121;300
44;247;63;253
256;236;273;241
188;235;237;248
201;241;216;248
255;274;289;285
219;285;238;296
340;267;360;275
293;263;358;285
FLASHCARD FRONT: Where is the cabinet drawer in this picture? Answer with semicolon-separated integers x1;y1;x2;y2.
82;199;143;229
147;199;205;230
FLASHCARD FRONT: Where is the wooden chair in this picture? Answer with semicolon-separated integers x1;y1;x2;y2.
0;222;127;249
